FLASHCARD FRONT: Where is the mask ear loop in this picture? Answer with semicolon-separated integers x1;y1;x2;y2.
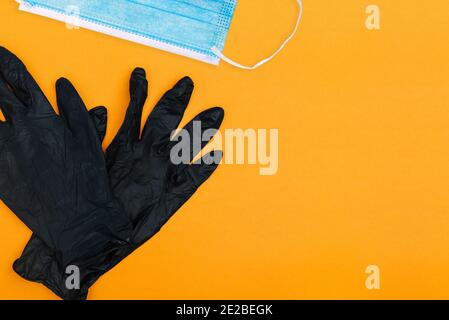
211;0;303;70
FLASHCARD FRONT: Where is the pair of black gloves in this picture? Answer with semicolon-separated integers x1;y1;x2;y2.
0;47;224;300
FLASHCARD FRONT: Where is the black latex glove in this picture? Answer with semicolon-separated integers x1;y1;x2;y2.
14;68;224;300
0;47;132;270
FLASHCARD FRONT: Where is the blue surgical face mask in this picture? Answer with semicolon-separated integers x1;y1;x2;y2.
17;0;303;70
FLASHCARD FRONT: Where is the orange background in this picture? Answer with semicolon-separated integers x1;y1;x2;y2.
1;0;449;299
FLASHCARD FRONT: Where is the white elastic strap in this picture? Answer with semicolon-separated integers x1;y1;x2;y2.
211;0;303;70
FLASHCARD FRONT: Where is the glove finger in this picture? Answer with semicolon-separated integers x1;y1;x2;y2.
141;76;193;145
56;77;94;141
0;47;55;115
132;150;222;245
0;75;26;121
170;107;224;173
113;68;148;144
88;106;108;143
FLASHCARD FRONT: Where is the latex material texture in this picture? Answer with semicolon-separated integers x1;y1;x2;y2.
13;67;224;299
0;46;133;273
